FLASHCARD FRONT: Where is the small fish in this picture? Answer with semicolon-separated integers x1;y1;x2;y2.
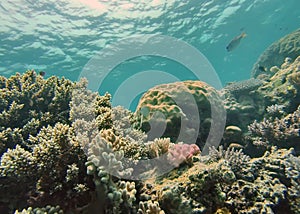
226;32;247;52
139;106;150;129
258;65;267;72
39;71;46;77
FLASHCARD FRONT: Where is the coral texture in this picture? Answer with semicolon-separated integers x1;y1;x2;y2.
251;28;300;78
0;70;74;155
140;147;300;214
0;70;299;214
258;56;300;113
0;123;92;213
134;80;226;151
248;105;300;154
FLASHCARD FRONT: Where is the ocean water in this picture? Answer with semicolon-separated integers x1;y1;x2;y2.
0;0;300;110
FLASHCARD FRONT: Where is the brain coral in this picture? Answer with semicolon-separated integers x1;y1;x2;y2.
134;80;225;151
251;28;300;78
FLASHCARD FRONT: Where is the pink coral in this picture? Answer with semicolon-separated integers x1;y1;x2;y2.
167;143;200;167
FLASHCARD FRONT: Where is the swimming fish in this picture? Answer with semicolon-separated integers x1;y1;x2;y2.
258;65;267;72
39;71;46;77
226;32;247;52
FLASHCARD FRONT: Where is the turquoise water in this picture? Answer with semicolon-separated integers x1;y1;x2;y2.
1;0;299;109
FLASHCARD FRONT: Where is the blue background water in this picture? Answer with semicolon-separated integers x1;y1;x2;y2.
0;0;299;109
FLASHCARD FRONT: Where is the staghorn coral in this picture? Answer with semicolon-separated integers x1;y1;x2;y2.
266;104;286;119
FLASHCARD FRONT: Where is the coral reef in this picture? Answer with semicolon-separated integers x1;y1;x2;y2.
258;56;300;113
251;28;300;78
0;70;74;155
0;70;299;214
223;56;300;137
140;147;300;214
0;123;92;213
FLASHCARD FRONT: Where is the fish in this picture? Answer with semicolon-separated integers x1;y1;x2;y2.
39;71;46;77
226;32;247;52
138;106;150;129
258;65;267;72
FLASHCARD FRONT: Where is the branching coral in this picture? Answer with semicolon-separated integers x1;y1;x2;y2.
0;123;91;213
14;205;63;214
0;70;74;155
248;105;300;153
138;200;165;214
207;146;251;180
226;147;298;214
266;104;286;118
